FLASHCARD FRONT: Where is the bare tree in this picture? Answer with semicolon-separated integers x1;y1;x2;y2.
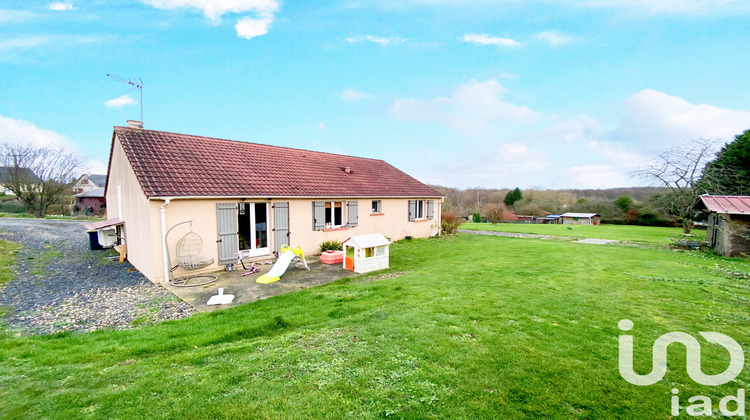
0;142;85;217
633;138;718;234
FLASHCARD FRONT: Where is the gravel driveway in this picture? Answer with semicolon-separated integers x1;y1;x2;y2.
0;218;194;335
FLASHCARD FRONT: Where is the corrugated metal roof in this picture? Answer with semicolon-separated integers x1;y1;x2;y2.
699;195;750;215
342;233;391;248
560;212;600;218
74;187;105;198
111;126;444;199
84;218;123;231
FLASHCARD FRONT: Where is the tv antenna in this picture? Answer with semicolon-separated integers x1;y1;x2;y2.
106;74;144;124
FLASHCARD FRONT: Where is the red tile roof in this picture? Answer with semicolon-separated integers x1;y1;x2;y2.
699;195;750;215
111;126;443;199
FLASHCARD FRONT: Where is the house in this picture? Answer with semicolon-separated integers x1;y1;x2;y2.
72;173;107;194
0;166;40;195
103;122;443;283
696;195;750;257
560;212;601;225
73;187;106;215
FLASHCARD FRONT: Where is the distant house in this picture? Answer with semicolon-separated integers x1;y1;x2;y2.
73;173;107;194
102;123;443;283
696;195;750;257
73;187;105;215
560;212;601;225
0;166;40;195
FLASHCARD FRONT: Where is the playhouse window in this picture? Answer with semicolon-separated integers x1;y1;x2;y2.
325;201;344;227
372;200;381;213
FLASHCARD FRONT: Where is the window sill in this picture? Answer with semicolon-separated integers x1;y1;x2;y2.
322;226;352;232
410;219;432;223
370;213;385;216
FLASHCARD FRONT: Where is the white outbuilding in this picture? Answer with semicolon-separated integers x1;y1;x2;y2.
342;233;392;274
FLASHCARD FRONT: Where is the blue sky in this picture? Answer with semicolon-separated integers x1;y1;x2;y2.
2;0;750;189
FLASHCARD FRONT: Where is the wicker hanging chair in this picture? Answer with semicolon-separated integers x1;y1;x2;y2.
168;222;217;287
176;231;214;271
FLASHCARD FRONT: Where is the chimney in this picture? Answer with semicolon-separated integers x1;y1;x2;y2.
126;120;143;129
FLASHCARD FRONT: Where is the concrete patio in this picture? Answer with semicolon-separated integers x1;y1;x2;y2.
161;256;354;312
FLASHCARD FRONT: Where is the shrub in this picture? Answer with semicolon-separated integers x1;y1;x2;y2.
441;212;465;235
485;203;508;224
319;240;342;252
472;213;481;223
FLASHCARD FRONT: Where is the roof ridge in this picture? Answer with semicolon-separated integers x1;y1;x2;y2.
113;126;389;164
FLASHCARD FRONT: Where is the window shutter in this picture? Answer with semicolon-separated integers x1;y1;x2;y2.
313;201;325;230
347;201;358;227
408;200;416;221
427;200;434;220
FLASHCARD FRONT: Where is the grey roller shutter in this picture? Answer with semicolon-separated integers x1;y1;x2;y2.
313;201;325;230
216;203;238;264
273;202;290;256
347;201;358;227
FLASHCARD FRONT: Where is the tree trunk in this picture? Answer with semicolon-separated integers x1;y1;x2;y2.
682;219;693;234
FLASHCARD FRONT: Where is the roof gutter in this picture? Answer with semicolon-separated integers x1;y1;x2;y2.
160;198;171;284
148;195;445;200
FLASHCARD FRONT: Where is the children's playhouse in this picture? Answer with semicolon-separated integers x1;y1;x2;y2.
342;233;391;274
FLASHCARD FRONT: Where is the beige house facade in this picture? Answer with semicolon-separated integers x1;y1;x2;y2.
104;124;442;283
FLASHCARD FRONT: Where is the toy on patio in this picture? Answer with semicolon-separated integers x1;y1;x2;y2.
256;244;310;284
207;288;234;305
242;262;259;276
342;233;391;274
166;220;218;287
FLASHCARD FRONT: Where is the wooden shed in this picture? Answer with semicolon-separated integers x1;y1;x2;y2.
560;212;601;225
342;233;391;274
697;195;750;257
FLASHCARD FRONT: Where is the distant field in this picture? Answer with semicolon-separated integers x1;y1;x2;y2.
0;232;746;418
461;222;705;244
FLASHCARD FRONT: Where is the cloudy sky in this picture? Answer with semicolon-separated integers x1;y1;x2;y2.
2;0;749;189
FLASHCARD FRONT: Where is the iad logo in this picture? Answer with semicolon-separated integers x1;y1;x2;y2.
618;319;746;417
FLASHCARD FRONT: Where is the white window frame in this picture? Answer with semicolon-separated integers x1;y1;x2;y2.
415;200;425;219
372;200;382;213
324;201;345;228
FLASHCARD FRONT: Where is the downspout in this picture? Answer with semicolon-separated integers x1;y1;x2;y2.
160;198;171;283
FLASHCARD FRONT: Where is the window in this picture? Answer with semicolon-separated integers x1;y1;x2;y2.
371;200;382;213
325;201;344;227
409;199;434;222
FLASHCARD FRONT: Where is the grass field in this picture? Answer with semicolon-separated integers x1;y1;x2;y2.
460;222;706;245
0;231;748;418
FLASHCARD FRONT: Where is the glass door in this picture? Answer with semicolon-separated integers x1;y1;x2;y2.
238;202;270;257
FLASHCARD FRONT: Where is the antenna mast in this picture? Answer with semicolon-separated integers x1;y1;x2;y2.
106;74;144;124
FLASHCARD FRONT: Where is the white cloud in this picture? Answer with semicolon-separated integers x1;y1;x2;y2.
345;35;404;46
0;114;75;149
389;79;539;134
615;89;750;147
535;31;572;46
48;2;74;11
105;94;137;108
558;164;630;189
0;9;36;24
0;35;100;54
141;0;279;20
462;34;520;47
235;15;273;39
141;0;280;39
341;88;372;101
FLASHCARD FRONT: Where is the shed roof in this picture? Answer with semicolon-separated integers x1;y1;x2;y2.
342;233;392;248
74;187;105;198
698;195;750;215
110;126;443;199
561;212;600;218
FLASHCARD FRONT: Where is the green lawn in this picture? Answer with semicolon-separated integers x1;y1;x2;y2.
460;222;706;245
0;232;748;418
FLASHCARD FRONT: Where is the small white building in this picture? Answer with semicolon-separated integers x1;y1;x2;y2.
342;233;391;274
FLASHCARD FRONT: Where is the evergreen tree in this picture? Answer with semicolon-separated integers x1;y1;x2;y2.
702;130;750;195
504;187;523;207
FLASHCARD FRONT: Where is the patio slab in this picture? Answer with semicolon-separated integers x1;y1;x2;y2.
161;256;354;312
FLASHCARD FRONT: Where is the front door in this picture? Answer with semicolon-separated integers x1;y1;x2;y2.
238;202;270;257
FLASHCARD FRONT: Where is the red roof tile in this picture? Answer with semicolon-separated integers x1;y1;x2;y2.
111;126;443;199
699;195;750;214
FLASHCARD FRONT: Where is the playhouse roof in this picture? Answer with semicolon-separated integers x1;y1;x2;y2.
110;126;443;199
342;233;392;248
698;195;750;215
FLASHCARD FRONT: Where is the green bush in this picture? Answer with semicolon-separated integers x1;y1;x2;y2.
320;240;343;252
472;213;481;223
